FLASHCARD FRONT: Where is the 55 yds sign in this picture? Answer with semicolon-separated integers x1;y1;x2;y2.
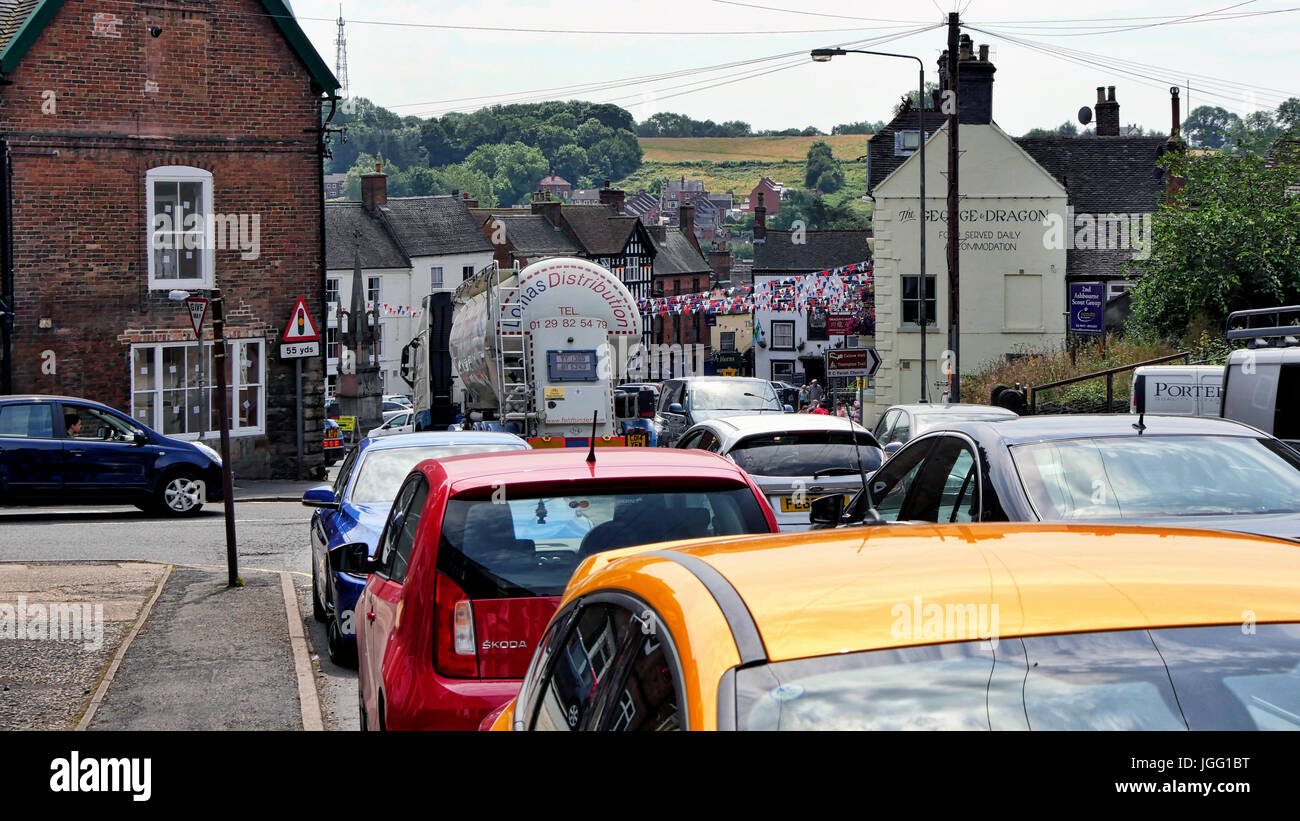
280;296;320;359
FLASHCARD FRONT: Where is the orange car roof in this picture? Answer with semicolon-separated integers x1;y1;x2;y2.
591;523;1300;663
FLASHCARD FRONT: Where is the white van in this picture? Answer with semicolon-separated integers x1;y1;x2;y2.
1130;365;1224;417
1219;306;1300;449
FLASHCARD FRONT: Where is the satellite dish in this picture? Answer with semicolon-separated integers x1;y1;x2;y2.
1078;106;1093;125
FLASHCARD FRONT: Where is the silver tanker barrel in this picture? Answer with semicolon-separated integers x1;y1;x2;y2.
449;257;642;438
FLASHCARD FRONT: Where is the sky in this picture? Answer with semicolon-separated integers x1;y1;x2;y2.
289;0;1300;135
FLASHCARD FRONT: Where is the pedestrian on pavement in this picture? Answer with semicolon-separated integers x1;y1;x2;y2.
809;401;829;416
65;413;82;438
807;379;823;405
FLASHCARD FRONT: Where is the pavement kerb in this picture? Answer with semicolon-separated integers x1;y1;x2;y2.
281;570;325;731
75;563;173;731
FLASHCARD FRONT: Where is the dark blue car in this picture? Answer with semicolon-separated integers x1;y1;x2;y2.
302;431;530;666
0;394;224;516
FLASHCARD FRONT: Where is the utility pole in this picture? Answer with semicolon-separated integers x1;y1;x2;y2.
945;12;962;403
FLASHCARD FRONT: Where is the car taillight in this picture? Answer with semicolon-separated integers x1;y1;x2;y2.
434;571;478;678
640;411;654;418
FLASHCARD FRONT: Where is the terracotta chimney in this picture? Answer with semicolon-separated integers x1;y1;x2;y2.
361;164;387;214
462;191;478;209
598;179;625;214
1096;86;1120;136
708;241;732;283
753;192;767;241
531;192;563;227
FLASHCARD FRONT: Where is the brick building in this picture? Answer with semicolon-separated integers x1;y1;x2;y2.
0;0;339;478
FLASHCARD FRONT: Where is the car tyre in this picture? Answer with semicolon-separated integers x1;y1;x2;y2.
327;612;358;668
311;570;327;623
153;470;206;517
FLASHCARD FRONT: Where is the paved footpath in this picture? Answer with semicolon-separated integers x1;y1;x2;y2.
87;566;319;730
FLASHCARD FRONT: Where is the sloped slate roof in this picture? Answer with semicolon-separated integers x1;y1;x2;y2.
383;196;493;256
488;215;582;256
651;229;710;277
0;0;339;92
1014;136;1167;214
559;206;638;255
325;203;408;270
867;109;946;194
753;231;872;274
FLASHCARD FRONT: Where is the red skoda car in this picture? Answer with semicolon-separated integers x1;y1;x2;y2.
348;447;778;730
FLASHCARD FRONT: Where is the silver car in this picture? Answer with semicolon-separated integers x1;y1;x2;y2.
872;403;1018;455
676;414;883;531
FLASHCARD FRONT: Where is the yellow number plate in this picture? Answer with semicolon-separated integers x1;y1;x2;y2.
780;494;850;513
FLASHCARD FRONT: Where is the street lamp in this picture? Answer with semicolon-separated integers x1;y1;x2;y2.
812;47;929;403
169;288;239;587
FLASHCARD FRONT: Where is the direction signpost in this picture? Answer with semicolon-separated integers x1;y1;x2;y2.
281;297;321;479
826;347;881;379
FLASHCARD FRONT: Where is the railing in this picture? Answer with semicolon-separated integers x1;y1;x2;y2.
1028;351;1191;414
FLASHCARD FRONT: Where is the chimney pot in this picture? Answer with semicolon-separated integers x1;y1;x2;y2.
978;44;989;61
1108;86;1116;101
1097;87;1106;103
361;165;388;214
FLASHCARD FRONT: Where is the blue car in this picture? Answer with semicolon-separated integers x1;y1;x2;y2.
301;431;530;666
0;394;224;516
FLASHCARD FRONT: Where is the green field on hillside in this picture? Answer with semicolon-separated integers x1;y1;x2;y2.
639;134;869;163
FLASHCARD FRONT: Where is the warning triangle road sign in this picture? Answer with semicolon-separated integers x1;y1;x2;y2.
184;297;209;340
283;296;320;343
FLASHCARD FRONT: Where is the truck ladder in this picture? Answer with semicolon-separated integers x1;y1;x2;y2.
490;264;531;424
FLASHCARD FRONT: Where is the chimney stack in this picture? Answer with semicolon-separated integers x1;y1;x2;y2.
531;190;562;226
462;191;478;209
753;192;767;241
950;42;996;125
598;179;625;214
708;241;732;283
361;164;387;215
1096;86;1121;136
680;201;701;255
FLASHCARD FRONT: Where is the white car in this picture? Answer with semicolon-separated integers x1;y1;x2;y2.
675;413;883;532
366;410;414;438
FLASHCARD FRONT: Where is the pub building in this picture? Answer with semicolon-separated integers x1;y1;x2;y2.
866;36;1169;417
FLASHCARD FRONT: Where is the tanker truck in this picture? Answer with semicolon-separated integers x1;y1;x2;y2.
403;257;643;441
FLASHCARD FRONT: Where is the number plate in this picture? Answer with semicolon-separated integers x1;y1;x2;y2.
780;494;850;513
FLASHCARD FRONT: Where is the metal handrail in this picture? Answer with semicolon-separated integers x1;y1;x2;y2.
1028;351;1191;414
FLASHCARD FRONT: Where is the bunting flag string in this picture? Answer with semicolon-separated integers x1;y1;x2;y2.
637;260;874;318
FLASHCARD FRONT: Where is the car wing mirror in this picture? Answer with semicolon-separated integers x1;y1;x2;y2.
784;404;794;413
883;442;903;456
809;493;846;528
613;392;638;419
668;402;685;414
132;429;148;446
301;485;339;509
329;541;380;575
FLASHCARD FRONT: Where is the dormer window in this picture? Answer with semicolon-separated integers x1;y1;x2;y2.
894;130;923;156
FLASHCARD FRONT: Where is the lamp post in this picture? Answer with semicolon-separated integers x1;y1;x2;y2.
812;48;928;403
169;288;239;587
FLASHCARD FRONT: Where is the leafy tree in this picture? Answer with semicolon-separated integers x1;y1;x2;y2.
438;164;498;207
548;143;589;185
1224;110;1284;156
1277;97;1300;132
770;189;868;231
804;140;844;192
1127;151;1300;338
1182;105;1239;149
576;118;615;148
587;130;642;181
832;120;885;135
893;82;942;116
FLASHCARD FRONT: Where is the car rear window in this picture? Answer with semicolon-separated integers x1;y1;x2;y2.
728;431;881;477
735;624;1300;730
349;443;525;504
914;411;1016;435
437;485;770;599
1011;435;1300;519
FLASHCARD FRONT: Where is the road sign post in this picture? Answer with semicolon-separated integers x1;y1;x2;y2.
826;348;881;379
184;297;210;439
281;297;321;479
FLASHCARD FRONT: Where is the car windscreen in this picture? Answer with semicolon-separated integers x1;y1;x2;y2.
914;411;1016;435
690;382;782;411
348;444;524;504
1011;435;1300;519
438;485;770;599
735;624;1300;730
728;431;882;477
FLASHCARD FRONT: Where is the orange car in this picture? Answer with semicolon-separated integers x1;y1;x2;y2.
486;523;1300;731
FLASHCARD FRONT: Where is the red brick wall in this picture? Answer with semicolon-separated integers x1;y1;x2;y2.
1;0;329;478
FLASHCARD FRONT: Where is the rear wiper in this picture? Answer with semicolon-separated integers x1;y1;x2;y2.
813;467;861;478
